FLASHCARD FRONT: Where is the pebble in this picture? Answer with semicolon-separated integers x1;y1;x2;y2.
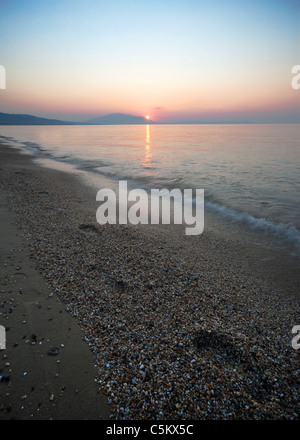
1;159;299;421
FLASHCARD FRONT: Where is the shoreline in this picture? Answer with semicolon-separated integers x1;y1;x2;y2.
34;147;300;298
0;141;299;420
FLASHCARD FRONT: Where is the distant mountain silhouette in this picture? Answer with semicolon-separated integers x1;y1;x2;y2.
0;112;156;125
0;112;76;125
85;113;155;125
0;111;253;126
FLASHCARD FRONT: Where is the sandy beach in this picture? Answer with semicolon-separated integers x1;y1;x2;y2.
0;143;110;420
0;140;299;420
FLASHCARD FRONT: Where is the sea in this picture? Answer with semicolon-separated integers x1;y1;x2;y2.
1;123;300;259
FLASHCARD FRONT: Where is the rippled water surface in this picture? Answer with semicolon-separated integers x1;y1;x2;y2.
1;123;299;252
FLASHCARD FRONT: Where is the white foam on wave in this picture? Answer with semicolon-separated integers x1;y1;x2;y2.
205;200;300;251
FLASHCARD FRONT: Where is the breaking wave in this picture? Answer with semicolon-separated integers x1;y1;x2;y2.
206;200;300;251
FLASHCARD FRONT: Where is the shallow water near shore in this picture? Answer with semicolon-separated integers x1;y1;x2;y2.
0;141;299;420
0;124;300;296
0;123;299;257
5;145;298;297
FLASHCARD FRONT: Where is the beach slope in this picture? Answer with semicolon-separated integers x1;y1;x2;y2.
0;141;299;420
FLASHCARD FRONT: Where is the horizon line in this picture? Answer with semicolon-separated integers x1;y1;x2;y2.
1;111;300;125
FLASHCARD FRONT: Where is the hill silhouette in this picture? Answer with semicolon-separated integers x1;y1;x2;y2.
0;112;155;125
85;113;155;124
0;111;254;125
0;112;76;125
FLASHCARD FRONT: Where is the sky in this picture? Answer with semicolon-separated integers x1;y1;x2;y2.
0;0;299;123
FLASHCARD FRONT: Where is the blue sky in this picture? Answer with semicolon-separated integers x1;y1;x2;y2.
0;0;299;122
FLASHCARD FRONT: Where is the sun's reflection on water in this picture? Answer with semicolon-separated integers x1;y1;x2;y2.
142;124;154;173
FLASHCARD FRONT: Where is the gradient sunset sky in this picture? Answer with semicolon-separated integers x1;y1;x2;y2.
0;0;299;123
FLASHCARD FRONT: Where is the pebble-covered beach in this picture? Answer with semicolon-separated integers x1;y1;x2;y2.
0;142;299;420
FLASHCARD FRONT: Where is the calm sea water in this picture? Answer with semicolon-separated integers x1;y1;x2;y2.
1;124;300;254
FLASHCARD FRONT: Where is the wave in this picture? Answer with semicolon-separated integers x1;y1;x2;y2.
205;200;300;251
4;133;300;253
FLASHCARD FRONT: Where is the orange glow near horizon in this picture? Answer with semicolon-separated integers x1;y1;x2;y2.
0;1;299;124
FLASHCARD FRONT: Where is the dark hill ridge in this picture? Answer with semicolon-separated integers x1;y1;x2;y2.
0;112;155;125
0;112;76;125
85;113;155;125
0;111;254;125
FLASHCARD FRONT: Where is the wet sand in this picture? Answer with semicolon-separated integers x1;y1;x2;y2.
0;143;110;420
0;140;299;420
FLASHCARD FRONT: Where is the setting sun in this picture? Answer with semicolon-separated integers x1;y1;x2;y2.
145;115;150;120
